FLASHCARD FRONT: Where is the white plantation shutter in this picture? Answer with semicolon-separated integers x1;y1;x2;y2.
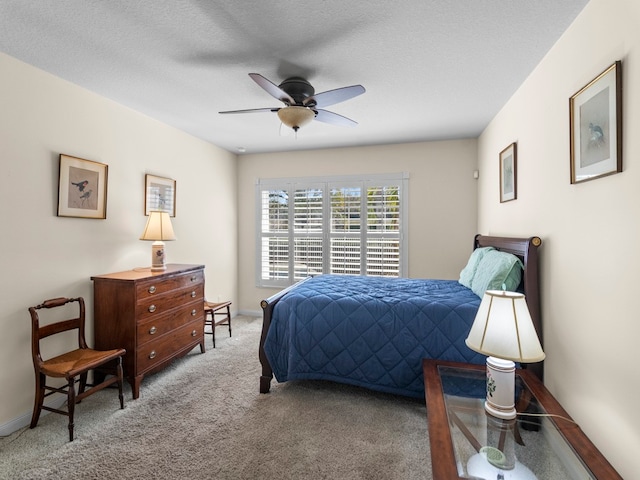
366;185;400;276
256;174;408;287
293;186;324;280
294;238;323;280
259;189;290;283
330;185;361;275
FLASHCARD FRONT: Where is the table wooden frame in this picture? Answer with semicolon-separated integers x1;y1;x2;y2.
423;359;622;480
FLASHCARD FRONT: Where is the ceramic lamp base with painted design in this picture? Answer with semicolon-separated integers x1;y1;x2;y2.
150;241;167;272
485;356;516;420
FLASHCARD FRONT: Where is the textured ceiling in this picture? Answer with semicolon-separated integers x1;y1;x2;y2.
0;1;588;155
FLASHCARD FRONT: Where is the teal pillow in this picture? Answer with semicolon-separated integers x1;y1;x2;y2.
458;247;495;289
470;250;523;298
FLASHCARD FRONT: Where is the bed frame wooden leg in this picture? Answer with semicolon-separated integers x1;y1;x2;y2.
260;374;272;393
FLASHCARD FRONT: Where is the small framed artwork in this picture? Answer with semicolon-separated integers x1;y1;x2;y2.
57;154;108;219
145;174;176;216
499;142;517;203
570;61;622;184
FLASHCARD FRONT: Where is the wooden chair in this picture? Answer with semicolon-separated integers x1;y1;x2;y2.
203;300;232;348
28;297;126;441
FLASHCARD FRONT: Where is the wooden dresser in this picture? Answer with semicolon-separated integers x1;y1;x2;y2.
91;264;205;399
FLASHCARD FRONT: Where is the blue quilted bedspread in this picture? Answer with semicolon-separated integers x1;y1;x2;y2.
264;274;486;398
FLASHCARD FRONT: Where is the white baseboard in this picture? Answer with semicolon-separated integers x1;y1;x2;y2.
238;309;262;318
0;396;67;437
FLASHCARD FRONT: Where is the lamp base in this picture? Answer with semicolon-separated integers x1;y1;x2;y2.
150;241;167;272
467;453;537;480
485;356;516;420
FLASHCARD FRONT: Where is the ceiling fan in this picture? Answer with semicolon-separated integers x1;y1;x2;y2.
219;73;365;132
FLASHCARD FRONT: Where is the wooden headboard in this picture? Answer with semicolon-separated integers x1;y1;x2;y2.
474;234;543;380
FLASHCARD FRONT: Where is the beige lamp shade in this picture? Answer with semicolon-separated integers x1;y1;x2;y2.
140;211;176;242
277;106;315;131
466;290;545;363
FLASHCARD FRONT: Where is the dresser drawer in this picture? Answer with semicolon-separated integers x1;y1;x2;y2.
137;303;203;346
136;320;203;373
136;270;204;299
136;284;204;321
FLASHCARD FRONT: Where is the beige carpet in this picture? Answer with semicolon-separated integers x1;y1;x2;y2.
0;316;431;480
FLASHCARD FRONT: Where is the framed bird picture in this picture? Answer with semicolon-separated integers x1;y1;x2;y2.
145;174;176;217
570;60;622;184
499;142;517;203
57;154;108;219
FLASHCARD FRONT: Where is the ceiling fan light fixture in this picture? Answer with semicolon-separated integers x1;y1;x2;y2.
277;106;315;131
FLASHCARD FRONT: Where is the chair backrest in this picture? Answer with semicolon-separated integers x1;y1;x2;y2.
28;297;88;366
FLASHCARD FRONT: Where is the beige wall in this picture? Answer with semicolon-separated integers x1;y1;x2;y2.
0;53;238;432
237;140;478;314
477;0;638;477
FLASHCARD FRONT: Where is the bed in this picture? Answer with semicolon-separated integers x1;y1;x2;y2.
258;234;542;398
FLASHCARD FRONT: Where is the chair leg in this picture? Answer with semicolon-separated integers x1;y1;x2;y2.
30;372;46;429
227;305;232;338
78;371;88;401
67;377;76;441
116;358;124;409
205;309;215;349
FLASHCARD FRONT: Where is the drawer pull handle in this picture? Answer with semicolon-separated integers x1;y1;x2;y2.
149;350;157;359
149;326;157;335
148;286;156;294
148;305;157;313
191;291;197;298
191;329;197;337
191;276;197;282
191;309;197;316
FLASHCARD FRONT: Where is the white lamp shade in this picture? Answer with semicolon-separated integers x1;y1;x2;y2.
466;290;545;363
140;211;176;241
277;106;315;130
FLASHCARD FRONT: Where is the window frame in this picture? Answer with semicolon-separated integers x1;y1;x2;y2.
255;173;409;288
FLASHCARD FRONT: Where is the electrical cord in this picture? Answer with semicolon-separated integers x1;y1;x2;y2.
516;411;579;425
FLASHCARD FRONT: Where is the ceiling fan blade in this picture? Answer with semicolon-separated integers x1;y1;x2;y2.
314;109;358;127
219;107;279;114
304;85;365;108
249;73;295;105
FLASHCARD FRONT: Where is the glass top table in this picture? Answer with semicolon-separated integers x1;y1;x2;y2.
422;359;621;480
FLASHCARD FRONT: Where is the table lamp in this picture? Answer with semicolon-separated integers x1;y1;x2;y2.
140;211;176;272
465;290;545;420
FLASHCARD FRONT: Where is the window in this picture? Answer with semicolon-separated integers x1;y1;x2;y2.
256;173;408;287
